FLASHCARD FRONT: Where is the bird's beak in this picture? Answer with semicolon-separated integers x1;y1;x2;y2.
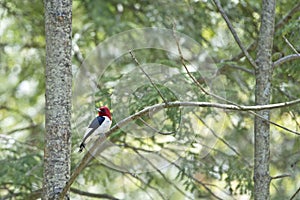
96;108;101;112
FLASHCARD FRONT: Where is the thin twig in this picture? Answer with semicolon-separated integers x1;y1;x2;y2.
194;111;254;168
288;111;300;130
133;149;194;200
194;113;240;156
247;110;300;136
70;188;120;200
271;174;291;180
230;2;300;63
220;63;254;74
231;42;257;62
283;36;300;56
172;24;245;106
212;0;257;69
129;51;168;104
122;142;224;200
5;125;38;135
172;27;300;135
26;188;120;200
125;174;162;200
171;25;209;96
290;186;300;200
96;160;167;200
138;117;175;135
162;158;225;200
0;105;35;125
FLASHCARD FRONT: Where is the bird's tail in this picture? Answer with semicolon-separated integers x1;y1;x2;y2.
78;143;85;153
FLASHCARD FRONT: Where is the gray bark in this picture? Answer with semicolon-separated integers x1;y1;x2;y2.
254;0;276;199
43;0;72;199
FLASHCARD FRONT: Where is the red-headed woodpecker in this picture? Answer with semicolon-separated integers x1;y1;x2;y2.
78;106;112;152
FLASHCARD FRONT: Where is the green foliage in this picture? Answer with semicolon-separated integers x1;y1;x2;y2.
129;83;180;131
224;156;253;196
0;138;43;198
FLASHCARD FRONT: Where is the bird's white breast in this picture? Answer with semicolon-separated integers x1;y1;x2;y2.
95;116;112;134
83;116;112;145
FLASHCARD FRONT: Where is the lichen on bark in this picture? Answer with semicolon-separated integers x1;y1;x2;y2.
254;0;276;199
43;0;72;200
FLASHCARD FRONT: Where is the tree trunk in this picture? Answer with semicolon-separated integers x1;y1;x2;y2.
254;0;276;199
43;0;72;199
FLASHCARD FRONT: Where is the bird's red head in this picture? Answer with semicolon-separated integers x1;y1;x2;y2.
97;106;112;120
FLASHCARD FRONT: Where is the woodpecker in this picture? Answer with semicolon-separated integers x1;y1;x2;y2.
78;106;112;152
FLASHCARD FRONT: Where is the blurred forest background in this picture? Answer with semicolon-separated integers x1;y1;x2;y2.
1;0;300;199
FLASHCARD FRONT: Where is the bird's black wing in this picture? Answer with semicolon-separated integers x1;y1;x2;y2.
82;116;105;143
79;116;105;152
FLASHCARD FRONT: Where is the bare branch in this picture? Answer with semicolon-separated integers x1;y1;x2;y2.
231;42;257;62
70;188;120;200
162;158;225;200
273;54;300;67
248;107;300;136
60;98;300;198
59;148;98;199
110;100;300;136
212;0;257;69
271;174;291;180
26;188;120;200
